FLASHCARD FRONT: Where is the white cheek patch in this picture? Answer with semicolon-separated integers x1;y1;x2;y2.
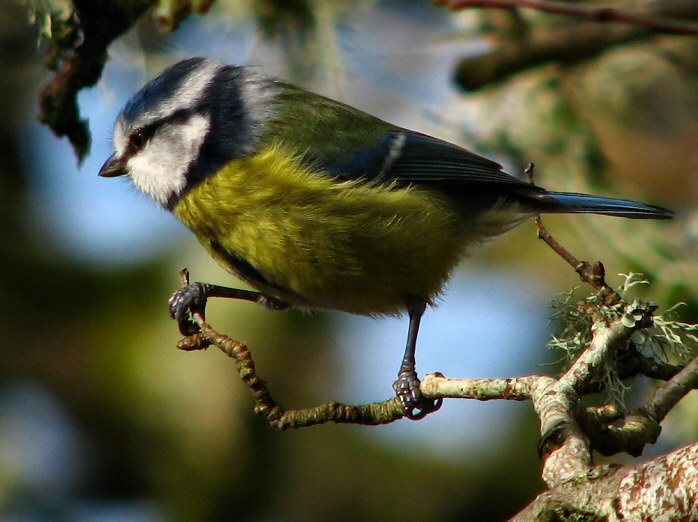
127;114;211;205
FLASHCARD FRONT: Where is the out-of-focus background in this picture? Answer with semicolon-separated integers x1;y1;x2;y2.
1;0;696;520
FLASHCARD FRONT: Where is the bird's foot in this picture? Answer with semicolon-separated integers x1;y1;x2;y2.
169;282;210;335
393;369;442;420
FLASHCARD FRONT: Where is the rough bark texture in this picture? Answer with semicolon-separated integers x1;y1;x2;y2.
513;443;698;521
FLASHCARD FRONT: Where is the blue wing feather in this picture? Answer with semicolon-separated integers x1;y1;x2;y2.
307;129;531;187
298;127;672;219
385;132;527;186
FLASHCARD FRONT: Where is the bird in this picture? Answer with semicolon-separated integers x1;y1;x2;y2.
99;57;673;419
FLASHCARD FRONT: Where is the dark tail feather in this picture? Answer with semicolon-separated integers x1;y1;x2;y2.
529;191;673;220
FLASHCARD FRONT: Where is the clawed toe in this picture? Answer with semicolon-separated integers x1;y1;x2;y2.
393;370;442;420
169;283;210;335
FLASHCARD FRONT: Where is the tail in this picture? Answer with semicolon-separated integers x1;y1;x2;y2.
527;191;673;220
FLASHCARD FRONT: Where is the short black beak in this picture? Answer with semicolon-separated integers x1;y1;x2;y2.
98;154;127;178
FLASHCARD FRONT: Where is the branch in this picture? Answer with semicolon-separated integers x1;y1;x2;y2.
440;0;698;90
436;0;698;36
454;19;646;90
37;0;216;161
420;374;536;401
512;442;698;521
539;303;655;484
525;164;621;306
172;262;686;459
174;269;407;428
172;255;698;518
38;0;155;161
179;318;406;428
587;355;698;456
175;263;661;466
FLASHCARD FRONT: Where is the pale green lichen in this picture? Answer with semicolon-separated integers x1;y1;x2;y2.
548;273;696;408
641;302;698;363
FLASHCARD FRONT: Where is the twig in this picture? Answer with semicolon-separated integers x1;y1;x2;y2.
588;355;698;456
525;164;622;306
182;316;406;428
175;269;405;428
644;356;698;423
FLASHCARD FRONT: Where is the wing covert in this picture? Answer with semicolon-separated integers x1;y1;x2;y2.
302;129;531;189
383;131;528;187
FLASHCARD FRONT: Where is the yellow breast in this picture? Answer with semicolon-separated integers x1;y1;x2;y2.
172;143;467;315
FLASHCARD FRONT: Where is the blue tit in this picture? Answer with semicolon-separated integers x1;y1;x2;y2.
99;57;672;419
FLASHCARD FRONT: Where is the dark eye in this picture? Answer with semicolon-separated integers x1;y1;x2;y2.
130;130;146;152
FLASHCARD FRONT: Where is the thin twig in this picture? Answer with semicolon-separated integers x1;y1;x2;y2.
175;269;405;428
644;356;698;422
524;164;622;305
193;318;405;428
592;356;698;456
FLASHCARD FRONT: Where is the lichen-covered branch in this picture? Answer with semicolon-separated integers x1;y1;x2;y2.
174;260;698;518
176;276;679;461
537;302;656;485
588;355;698;457
511;442;698;521
179;316;406;428
168;169;694;517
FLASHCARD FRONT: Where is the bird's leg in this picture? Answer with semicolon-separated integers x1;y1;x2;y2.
392;297;443;420
169;282;289;335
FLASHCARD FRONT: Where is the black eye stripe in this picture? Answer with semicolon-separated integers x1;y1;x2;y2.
124;108;199;158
